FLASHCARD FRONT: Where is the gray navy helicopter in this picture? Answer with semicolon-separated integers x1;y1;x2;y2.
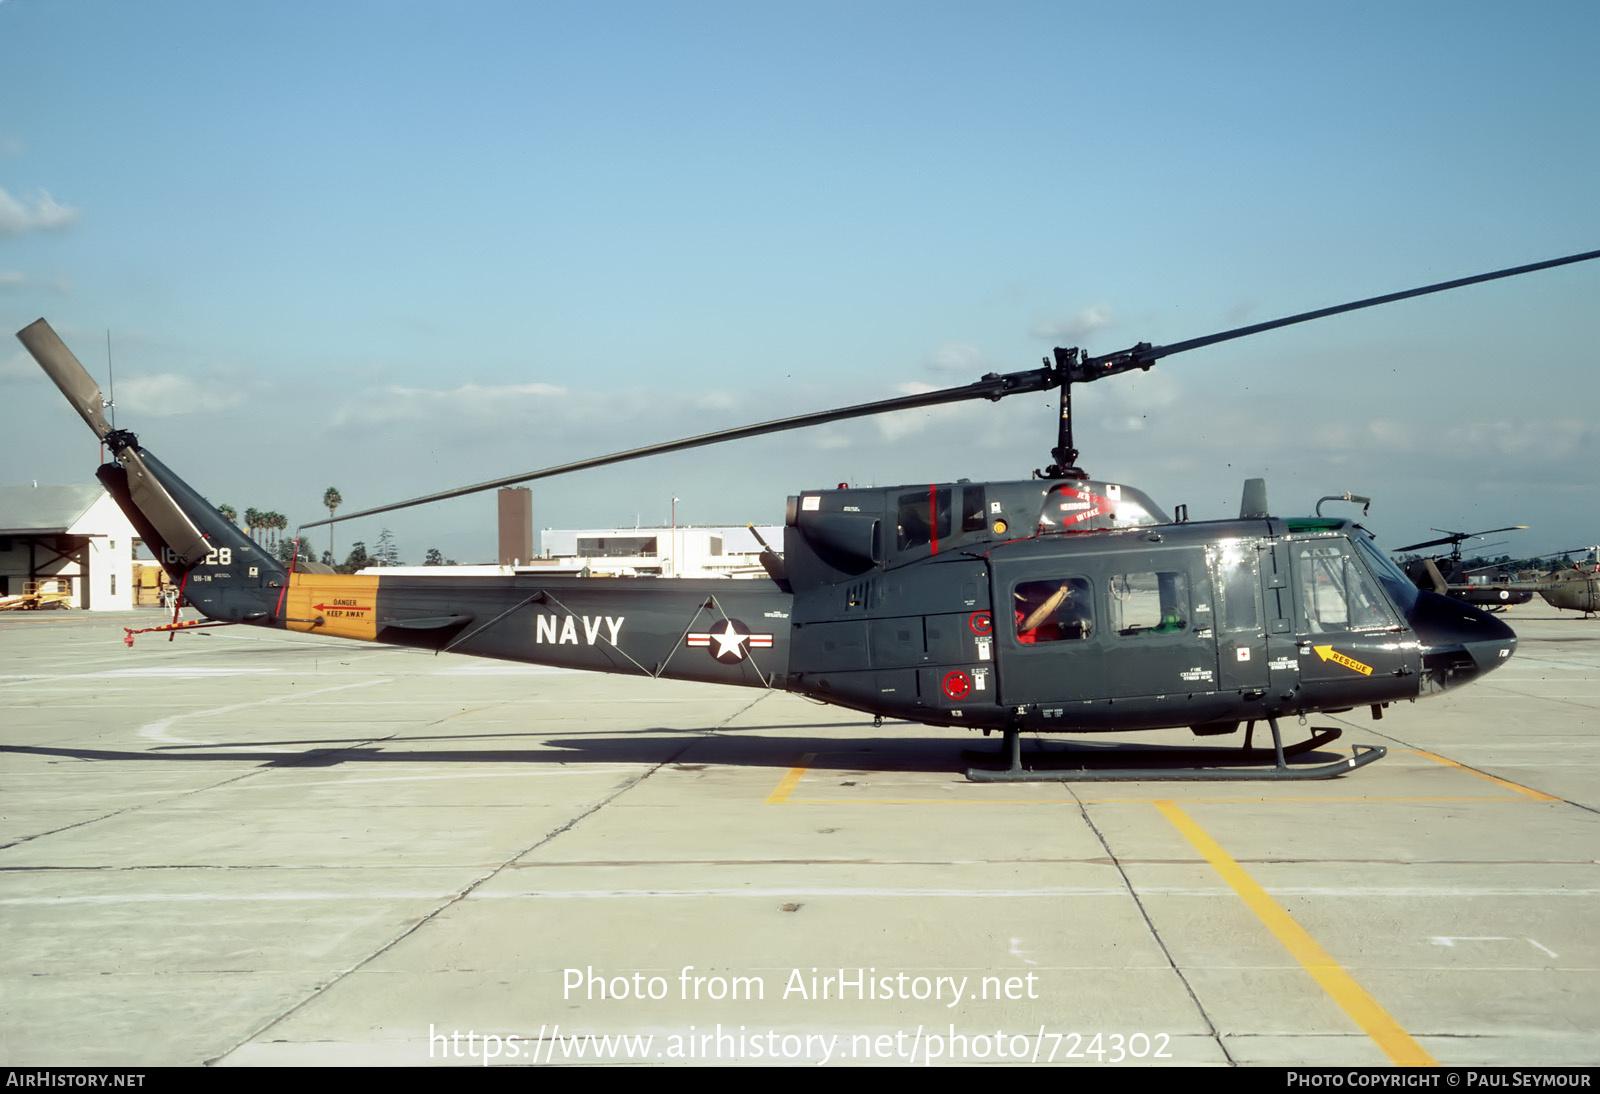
1395;526;1535;610
19;249;1598;781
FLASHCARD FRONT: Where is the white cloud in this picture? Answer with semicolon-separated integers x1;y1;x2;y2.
925;341;988;375
1440;418;1593;461
333;381;569;426
1028;303;1115;341
115;373;247;416
0;188;79;235
0;348;33;380
874;381;968;441
692;390;740;411
0;269;71;293
394;381;567;400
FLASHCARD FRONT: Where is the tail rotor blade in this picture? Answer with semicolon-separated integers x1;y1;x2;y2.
16;319;113;440
120;448;211;565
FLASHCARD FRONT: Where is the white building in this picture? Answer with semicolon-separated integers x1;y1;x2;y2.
0;484;138;610
357;527;785;580
538;525;784;578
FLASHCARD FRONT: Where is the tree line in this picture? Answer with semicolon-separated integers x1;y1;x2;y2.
208;486;456;573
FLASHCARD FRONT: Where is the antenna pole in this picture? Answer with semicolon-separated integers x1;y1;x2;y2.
105;331;115;430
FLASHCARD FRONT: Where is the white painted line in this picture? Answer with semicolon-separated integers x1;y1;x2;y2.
138;678;393;747
238;768;637;787
1008;937;1039;966
471;887;1133;899
1;892;458;906
0;886;1132;906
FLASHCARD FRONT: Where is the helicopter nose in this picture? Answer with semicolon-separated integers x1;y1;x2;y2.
1408;591;1517;694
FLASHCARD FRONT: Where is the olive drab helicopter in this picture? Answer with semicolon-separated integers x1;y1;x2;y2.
18;249;1599;781
1532;548;1600;618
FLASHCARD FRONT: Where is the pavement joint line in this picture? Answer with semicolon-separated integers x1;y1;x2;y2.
1154;799;1436;1068
1073;791;1233;1064
1406;750;1563;802
0;718;401;850
204;686;778;1064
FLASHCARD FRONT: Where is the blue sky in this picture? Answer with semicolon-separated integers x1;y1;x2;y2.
3;1;1597;565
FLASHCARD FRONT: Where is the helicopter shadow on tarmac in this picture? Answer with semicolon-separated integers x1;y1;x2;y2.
0;720;1364;778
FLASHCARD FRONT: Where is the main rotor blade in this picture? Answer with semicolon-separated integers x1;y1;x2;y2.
1395;535;1460;553
304;247;1600;530
1082;248;1600;371
17;319;112;440
299;365;1057;529
1395;525;1527;552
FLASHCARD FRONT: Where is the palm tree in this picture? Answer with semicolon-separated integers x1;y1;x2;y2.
218;504;237;526
323;487;342;561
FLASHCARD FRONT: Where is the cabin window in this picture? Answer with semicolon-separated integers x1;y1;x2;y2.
1110;570;1189;636
897;488;952;551
960;485;988;533
1297;541;1397;631
1212;541;1262;633
1012;577;1093;643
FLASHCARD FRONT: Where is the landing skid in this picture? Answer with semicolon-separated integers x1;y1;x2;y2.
964;718;1385;782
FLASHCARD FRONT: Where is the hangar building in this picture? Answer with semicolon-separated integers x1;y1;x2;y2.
0;484;137;611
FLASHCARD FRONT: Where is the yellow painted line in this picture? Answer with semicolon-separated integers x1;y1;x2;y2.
1075;794;1532;804
1409;750;1561;802
765;753;815;804
1155;799;1436;1067
781;798;1073;805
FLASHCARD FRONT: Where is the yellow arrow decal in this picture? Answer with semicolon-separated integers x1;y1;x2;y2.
1313;644;1372;676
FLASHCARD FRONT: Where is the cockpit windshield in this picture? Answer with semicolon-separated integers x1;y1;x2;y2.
1353;533;1419;614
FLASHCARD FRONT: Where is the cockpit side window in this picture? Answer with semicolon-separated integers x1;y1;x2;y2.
1296;540;1398;632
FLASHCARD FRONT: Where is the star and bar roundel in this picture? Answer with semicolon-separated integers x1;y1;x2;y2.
685;618;774;664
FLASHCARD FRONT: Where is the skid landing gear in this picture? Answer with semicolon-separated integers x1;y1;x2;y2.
964;718;1385;782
